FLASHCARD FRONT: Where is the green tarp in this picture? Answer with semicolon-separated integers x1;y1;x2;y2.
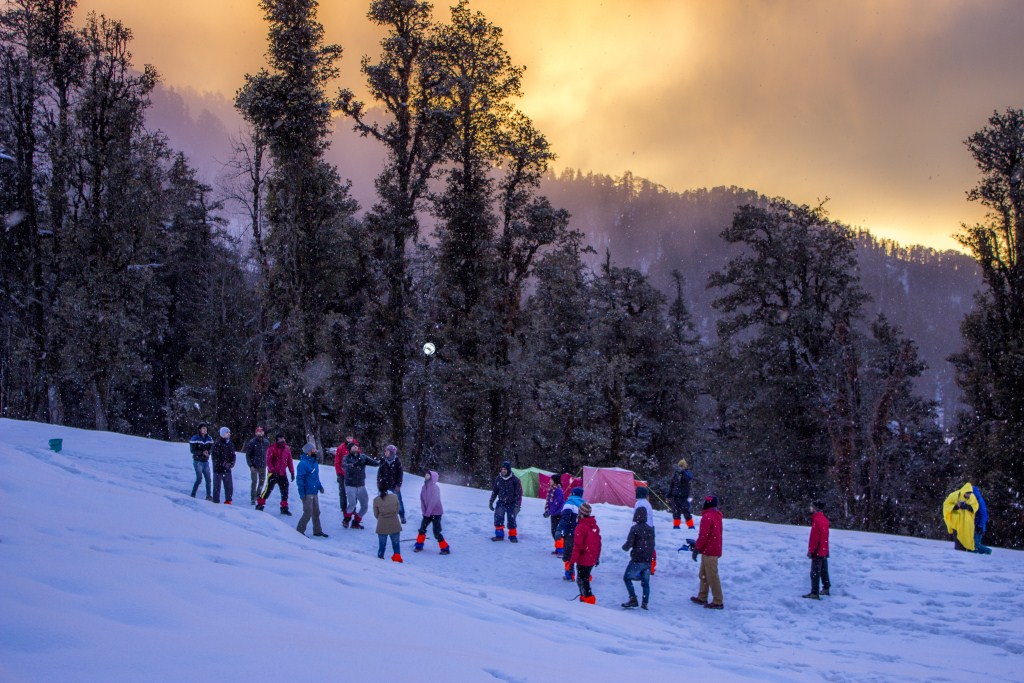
512;467;554;498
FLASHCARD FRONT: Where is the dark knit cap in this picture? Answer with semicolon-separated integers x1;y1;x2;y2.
702;495;719;511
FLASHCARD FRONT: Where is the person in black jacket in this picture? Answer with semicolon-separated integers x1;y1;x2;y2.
621;506;655;609
344;443;379;529
489;461;523;542
189;423;214;500
377;444;405;524
244;426;268;506
668;459;694;530
211;427;236;504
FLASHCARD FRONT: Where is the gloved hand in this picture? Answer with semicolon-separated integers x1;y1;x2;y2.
290;473;295;482
489;500;495;511
691;547;699;562
807;552;813;559
515;506;521;516
595;559;600;567
543;511;550;518
319;486;325;494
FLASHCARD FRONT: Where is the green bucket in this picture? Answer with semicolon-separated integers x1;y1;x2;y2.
48;438;63;453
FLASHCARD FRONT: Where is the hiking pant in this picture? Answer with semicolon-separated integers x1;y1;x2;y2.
418;515;445;542
345;485;369;517
810;556;830;594
297;494;323;535
261;473;290;508
624;561;651;603
549;514;562;540
378;532;400;558
494;502;518;530
974;529;992;554
249;466;265;504
397;489;406;522
337;475;347;512
213;471;233;503
671;498;693;525
191;459;211;498
697;555;723;606
576;564;594;598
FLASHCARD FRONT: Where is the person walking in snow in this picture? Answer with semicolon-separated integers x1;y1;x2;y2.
943;482;980;552
621;506;655;609
415;471;450;554
244;426;268;506
634;486;658;574
570;502;602;604
690;494;724;610
189;422;214;500
971;484;992;554
544;475;565;555
374;484;403;562
211;427;236;504
377;444;406;524
803;500;830;599
343;442;378;529
257;433;295;515
334;435;357;515
668;459;694;530
558;486;586;580
489;461;523;542
296;443;328;538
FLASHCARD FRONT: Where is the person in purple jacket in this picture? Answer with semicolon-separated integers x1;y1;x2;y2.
544;475;566;555
414;471;450;554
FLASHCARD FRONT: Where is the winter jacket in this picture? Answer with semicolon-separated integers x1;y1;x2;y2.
668;467;692;501
808;510;830;558
344;451;379;488
634;498;655;528
296;452;325;498
373;492;402;534
211;438;236;475
569;516;602;567
244;436;269;469
420;471;444;516
266;442;295;477
335;439;359;476
377;455;404;493
622;507;656;563
973;485;989;533
695;507;723;557
557;493;585;537
545;486;565;517
189;432;214;462
942;483;978;551
490;473;523;509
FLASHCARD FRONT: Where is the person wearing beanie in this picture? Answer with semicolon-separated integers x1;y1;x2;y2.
621;506;655;609
569;502;602;604
544;475;566;555
668;459;694;530
415;471;450;554
373;484;403;562
244;426;269;506
633;487;658;574
377;444;406;524
295;443;328;538
333;435;358;517
257;433;295;515
489;461;523;542
188;423;214;500
210;427;236;504
557;486;586;580
343;442;378;529
690;494;724;609
803;501;830;599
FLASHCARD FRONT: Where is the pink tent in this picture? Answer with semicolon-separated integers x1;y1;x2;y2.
538;473;583;500
582;466;638;507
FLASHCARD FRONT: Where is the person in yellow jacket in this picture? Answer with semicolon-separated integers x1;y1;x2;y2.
942;483;978;552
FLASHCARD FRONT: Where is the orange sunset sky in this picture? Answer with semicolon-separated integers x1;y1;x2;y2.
75;0;1024;252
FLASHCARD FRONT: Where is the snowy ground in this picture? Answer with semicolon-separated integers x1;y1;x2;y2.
1;419;1022;682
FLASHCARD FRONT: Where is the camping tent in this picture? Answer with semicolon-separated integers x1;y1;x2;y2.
512;467;554;498
538;473;584;501
582;466;639;507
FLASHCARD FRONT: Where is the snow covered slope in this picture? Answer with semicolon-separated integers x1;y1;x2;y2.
1;419;1021;682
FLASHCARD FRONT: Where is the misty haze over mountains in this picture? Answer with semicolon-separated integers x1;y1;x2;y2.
150;85;980;425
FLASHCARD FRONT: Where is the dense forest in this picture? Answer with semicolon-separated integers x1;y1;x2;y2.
2;0;1022;546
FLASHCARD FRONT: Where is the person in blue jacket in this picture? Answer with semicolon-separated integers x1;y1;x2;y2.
973;484;992;555
296;443;328;538
557;487;585;581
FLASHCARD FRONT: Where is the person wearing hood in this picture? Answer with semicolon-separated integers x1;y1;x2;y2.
244;426;269;506
943;482;980;552
544;475;566;555
634;487;658;574
343;442;379;529
621;506;655;609
557;486;586;581
489;461;523;542
257;433;295;515
211;427;236;505
415;471;450;554
296;443;328;538
803;501;830;599
668;459;694;530
377;444;406;524
188;423;214;500
569;502;602;604
690;494;724;610
972;484;992;554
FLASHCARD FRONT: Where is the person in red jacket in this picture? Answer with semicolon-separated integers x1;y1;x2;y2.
690;495;724;609
804;500;831;599
569;502;602;604
256;433;295;515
